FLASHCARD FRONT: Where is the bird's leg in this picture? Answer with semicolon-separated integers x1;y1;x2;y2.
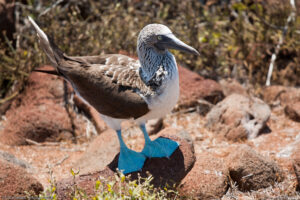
140;124;179;158
116;130;146;174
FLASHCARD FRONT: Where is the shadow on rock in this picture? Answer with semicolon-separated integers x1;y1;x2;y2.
108;136;191;187
56;134;195;199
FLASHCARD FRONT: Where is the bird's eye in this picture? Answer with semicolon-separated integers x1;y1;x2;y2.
157;35;162;40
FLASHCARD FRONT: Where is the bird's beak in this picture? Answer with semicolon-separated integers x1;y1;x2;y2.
157;34;200;56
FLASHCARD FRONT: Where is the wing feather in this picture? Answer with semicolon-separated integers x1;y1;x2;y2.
57;54;153;119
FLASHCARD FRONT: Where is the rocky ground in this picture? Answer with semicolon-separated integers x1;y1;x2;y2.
0;65;299;199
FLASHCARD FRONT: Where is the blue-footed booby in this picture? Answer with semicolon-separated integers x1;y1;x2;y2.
28;16;199;174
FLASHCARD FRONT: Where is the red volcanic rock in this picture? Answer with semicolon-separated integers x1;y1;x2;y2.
0;66;74;145
284;102;300;122
263;85;287;105
226;144;282;191
73;129;119;175
275;87;300;106
10;66;66;108
56;133;195;199
176;66;224;110
146;118;163;135
264;86;300;122
56;167;115;199
206;94;271;141
0;150;31;169
292;143;300;192
219;78;248;97
73;95;107;133
156;127;194;148
0;103;73;145
0;159;43;198
263;85;300;106
179;152;229;199
0;66;106;145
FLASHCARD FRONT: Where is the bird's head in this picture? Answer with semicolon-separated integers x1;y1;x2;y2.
137;24;199;56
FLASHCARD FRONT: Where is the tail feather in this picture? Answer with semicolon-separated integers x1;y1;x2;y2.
28;16;63;66
33;69;60;76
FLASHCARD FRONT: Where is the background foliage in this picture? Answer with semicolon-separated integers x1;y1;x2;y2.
0;0;300;104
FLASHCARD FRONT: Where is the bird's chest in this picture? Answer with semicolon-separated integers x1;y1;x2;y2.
136;53;179;121
145;72;179;118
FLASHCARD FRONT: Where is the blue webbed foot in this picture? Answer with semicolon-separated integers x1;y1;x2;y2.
118;147;146;174
115;129;146;174
141;137;179;158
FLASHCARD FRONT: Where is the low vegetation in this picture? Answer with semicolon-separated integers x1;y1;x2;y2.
38;170;177;200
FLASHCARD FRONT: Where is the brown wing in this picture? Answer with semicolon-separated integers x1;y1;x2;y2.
57;54;151;119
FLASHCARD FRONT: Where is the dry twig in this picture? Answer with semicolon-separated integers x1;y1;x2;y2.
25;138;42;146
265;0;296;86
54;155;69;166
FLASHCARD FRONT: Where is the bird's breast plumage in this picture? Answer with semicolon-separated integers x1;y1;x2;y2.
136;54;179;123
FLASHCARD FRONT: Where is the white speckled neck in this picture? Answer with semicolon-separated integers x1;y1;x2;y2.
138;44;176;85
